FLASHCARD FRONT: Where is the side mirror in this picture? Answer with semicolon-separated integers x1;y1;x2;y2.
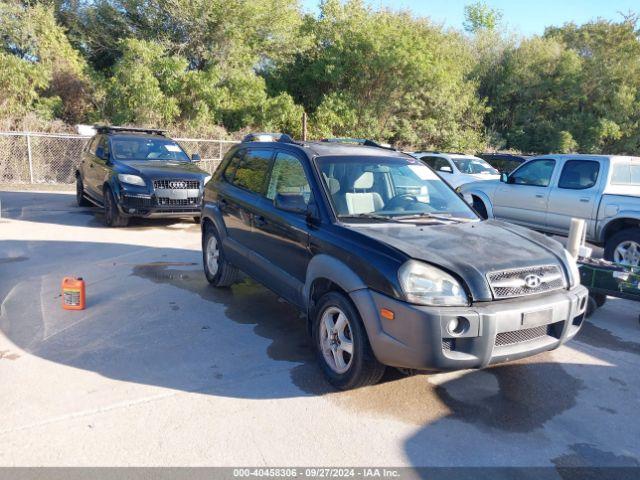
191;153;201;162
95;146;108;161
500;172;509;183
274;193;307;213
439;165;453;173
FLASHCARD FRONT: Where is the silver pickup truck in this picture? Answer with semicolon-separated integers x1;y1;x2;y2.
458;154;640;265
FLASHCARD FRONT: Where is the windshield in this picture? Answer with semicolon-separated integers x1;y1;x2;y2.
452;157;498;175
315;155;478;221
111;137;191;162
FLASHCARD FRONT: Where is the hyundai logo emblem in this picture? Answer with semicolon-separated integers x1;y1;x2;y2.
523;274;542;289
169;181;186;189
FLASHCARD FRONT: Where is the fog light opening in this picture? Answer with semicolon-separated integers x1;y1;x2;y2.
447;317;470;336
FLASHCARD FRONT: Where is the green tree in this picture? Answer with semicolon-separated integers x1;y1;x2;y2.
463;1;503;33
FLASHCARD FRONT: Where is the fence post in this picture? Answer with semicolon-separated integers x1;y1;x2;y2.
26;133;34;184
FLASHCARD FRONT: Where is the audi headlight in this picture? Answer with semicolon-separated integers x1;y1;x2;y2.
398;260;468;306
118;174;146;186
562;249;580;288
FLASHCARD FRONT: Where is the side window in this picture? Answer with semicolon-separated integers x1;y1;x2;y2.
232;149;272;194
222;150;244;183
558;160;600;190
266;152;311;205
422;156;450;172
511;159;556;187
611;163;640;186
86;136;98;154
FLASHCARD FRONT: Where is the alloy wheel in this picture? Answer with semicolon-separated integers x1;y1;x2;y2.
319;306;354;374
206;234;220;276
614;240;640;266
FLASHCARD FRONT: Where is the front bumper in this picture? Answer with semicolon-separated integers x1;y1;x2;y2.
116;190;202;218
351;285;589;371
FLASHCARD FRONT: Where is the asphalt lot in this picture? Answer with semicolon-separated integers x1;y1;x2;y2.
0;189;639;468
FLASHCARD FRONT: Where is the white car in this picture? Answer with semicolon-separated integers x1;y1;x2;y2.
412;152;500;188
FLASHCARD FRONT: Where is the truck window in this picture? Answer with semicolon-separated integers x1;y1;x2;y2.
611;163;640;186
511;159;555;187
558;160;600;190
266;152;311;204
421;156;450;172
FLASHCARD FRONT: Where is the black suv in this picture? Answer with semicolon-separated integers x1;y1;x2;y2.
76;126;211;227
201;134;588;390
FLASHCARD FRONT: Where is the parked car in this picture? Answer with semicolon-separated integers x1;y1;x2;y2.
201;134;588;390
412;152;500;188
76;126;211;227
458;154;640;265
478;153;531;174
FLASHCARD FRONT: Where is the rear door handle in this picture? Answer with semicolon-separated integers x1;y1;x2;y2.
535;194;544;198
219;198;228;207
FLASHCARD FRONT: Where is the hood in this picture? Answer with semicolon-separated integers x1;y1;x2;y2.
116;160;208;179
348;219;568;301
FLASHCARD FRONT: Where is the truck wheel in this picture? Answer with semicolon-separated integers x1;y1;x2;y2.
604;228;640;266
592;293;607;308
103;187;129;227
472;197;488;219
202;222;241;287
76;176;90;207
312;292;385;390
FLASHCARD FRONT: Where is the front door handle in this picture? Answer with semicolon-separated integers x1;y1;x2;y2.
579;198;590;203
535;194;544;198
219;198;228;208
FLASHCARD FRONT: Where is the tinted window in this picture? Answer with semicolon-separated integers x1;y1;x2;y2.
97;136;110;158
611;163;640;186
232;149;272;194
266;152;311;204
511;159;556;187
222;150;244;183
421;156;450;172
558;160;600;190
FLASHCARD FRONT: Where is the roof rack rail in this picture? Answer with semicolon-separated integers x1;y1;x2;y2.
320;138;396;151
94;125;167;136
241;132;298;144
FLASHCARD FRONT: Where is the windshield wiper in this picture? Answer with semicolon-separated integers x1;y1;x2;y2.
392;212;472;223
338;214;405;223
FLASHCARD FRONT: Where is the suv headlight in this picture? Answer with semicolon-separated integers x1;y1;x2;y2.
117;174;146;186
398;260;468;306
562;249;581;288
203;175;212;185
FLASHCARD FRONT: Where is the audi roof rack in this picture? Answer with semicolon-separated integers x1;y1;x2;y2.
320;138;396;151
94;125;168;136
241;132;298;144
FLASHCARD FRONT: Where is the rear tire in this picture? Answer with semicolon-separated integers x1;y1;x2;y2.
312;291;385;390
103;187;129;227
202;222;242;287
604;228;640;266
76;176;90;207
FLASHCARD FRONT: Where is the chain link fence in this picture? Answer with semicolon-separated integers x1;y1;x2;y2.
0;132;238;185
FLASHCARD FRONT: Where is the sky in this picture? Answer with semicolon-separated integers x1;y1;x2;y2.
301;0;639;36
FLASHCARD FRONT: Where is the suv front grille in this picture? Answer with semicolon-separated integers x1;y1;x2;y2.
494;321;563;347
157;197;199;207
487;264;565;299
153;179;200;190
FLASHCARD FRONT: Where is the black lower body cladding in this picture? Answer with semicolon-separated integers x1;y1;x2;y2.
350;285;589;371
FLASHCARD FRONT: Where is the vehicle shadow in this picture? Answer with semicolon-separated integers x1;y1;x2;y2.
0;190;198;230
2;237;639;469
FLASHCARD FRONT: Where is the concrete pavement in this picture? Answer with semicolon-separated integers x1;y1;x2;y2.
0;190;638;468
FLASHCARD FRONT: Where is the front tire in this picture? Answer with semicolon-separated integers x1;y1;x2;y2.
604;228;640;266
103;187;129;227
202;222;241;287
76;176;90;207
312;292;385;390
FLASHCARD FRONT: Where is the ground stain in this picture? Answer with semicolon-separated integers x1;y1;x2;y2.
0;256;28;265
131;262;584;430
552;443;640;474
0;350;20;361
576;321;640;356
